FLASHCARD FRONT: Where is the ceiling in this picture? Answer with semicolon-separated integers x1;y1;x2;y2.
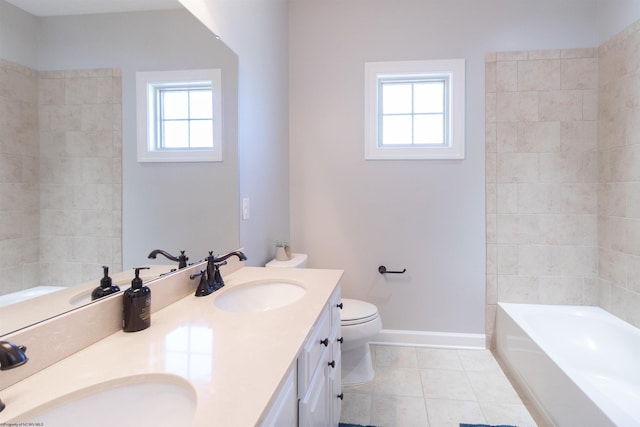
5;0;181;17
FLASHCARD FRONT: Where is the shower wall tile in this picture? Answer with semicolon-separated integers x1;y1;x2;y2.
0;59;39;295
561;57;598;89
517;59;561;91
538;90;584;121
36;68;122;287
486;49;598;346
496;91;538;122
496;61;517;92
529;49;561;60
496;153;539;183
596;16;640;327
496;183;517;213
518;121;561;152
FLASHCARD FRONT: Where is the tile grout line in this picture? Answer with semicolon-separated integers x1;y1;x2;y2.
457;349;489;424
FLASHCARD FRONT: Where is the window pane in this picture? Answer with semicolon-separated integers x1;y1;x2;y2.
162;91;189;120
414;82;444;114
190;90;213;119
382;115;412;145
162;120;189;148
382;83;412;114
414;114;444;145
190;120;214;148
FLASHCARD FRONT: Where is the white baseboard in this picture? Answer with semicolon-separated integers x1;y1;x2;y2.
370;328;486;350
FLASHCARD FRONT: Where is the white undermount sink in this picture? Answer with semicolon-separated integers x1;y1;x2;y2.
9;374;196;427
214;280;306;312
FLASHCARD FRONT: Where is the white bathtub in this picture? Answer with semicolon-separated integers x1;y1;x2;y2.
0;286;65;308
496;302;640;427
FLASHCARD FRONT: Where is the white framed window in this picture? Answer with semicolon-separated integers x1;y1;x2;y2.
364;59;465;160
136;69;222;162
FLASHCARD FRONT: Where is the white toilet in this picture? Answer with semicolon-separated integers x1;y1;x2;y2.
265;253;382;386
339;298;382;385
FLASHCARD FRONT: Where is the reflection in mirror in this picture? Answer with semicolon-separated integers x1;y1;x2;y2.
0;1;239;337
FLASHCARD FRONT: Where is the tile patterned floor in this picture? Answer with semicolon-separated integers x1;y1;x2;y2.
340;345;538;427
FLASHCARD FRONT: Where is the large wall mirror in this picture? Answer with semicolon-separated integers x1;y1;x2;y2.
0;0;239;336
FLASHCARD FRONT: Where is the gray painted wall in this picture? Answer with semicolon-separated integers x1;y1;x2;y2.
289;0;599;336
0;0;38;68
180;0;290;267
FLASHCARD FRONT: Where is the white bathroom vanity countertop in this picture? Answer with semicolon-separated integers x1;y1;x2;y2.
0;264;176;336
0;266;343;426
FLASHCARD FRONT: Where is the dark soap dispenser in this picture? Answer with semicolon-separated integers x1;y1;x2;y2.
91;266;121;301
123;267;151;332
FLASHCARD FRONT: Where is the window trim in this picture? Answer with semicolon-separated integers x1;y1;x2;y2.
364;59;465;160
136;69;222;163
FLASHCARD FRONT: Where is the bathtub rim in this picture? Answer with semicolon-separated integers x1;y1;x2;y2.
496;302;638;427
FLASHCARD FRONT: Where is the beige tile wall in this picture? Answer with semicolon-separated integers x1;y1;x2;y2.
485;49;599;345
598;20;640;327
0;62;122;295
38;68;122;287
0;59;39;294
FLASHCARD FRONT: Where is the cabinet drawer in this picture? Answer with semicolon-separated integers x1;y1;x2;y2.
298;359;328;427
298;306;331;394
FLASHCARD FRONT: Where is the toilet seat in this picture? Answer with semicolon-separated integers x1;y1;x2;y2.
341;298;379;326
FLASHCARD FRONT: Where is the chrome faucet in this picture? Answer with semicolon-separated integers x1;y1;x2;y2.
0;341;28;412
147;249;189;269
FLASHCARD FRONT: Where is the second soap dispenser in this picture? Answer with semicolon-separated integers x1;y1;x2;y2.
91;266;120;301
123;267;151;332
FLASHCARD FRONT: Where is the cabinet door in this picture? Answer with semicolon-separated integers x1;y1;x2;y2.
259;366;297;427
329;285;343;426
328;319;342;426
328;354;342;426
299;363;328;427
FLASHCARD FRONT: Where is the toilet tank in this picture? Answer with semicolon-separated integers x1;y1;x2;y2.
265;253;308;268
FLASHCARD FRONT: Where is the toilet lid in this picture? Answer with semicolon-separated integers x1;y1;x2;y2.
265;253;308;268
340;298;379;326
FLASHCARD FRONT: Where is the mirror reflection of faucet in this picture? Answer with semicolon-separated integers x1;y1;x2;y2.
0;341;28;412
147;249;189;269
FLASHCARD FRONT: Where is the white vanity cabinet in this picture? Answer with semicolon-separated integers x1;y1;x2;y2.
260;284;343;427
298;285;342;426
